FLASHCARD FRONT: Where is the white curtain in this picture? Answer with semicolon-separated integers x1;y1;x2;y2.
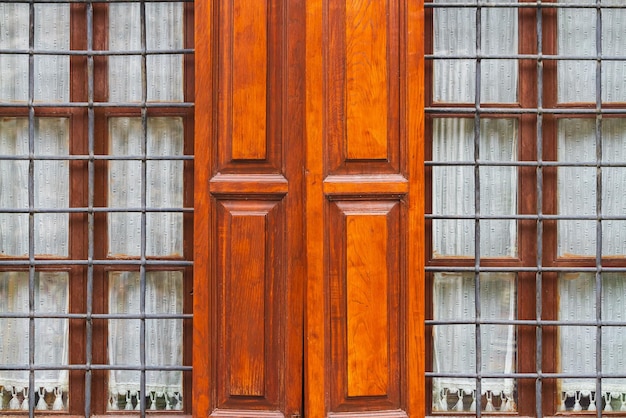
0;272;68;410
559;273;626;411
108;117;184;257
109;2;183;103
0;118;69;257
433;0;518;104
432;273;516;412
0;4;69;102
108;271;183;410
558;0;626;104
558;118;626;257
432;118;518;258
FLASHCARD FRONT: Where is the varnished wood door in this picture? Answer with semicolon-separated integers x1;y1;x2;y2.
194;1;424;417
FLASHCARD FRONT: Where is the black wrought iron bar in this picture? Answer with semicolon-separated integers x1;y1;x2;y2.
139;1;148;413
425;2;626;8
0;101;194;107
85;0;95;414
27;0;36;414
594;1;603;413
0;48;193;55
426;107;626;114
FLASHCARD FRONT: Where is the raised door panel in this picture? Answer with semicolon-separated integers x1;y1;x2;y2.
194;1;305;417
305;0;425;417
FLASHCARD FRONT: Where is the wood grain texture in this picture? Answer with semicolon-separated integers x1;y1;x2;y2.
215;199;282;409
345;0;389;160
346;213;389;397
227;212;268;396
232;0;267;160
193;0;213;415
195;1;305;416
305;0;425;416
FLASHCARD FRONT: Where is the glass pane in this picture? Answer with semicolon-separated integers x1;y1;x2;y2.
0;271;68;411
107;271;183;411
602;3;626;103
433;0;518;103
0;4;28;102
432;118;518;257
601;118;626;256
558;118;626;257
0;119;28;256
34;4;70;102
558;0;596;103
0;118;69;257
108;117;184;257
34;118;70;256
432;272;517;412
558;273;626;412
109;2;183;102
557;119;596;256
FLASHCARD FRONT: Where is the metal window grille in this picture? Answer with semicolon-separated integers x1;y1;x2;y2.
0;0;193;415
425;1;626;416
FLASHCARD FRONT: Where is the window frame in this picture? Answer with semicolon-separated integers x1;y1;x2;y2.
0;1;195;414
425;0;626;415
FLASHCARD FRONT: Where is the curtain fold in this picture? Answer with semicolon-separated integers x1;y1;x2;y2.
432;273;516;412
433;0;518;104
108;271;183;410
0;272;68;410
108;117;184;257
432;118;518;258
109;2;183;103
559;273;626;411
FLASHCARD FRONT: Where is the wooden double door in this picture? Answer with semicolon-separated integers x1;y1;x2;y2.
193;1;424;417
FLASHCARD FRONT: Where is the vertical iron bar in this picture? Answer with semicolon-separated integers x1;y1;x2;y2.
85;0;95;415
139;0;147;414
27;1;35;416
474;1;482;414
535;1;543;416
594;0;603;414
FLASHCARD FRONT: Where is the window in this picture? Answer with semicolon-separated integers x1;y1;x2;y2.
426;0;626;415
0;1;193;414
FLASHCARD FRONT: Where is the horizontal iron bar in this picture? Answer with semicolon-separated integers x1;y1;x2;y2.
427;53;626;61
0;259;193;266
0;155;194;161
0;0;192;3
425;2;626;9
426;214;626;221
426;107;626;114
426;319;626;327
0;101;194;108
426;160;626;167
426;266;626;273
0;312;193;319
0;207;192;214
426;372;626;379
0;48;193;56
0;364;193;371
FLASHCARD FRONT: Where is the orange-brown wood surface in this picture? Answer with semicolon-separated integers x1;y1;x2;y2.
197;0;424;417
345;0;389;160
346;211;390;397
194;0;305;417
305;0;425;416
231;0;267;160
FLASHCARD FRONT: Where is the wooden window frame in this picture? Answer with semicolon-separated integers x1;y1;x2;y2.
425;1;626;416
0;2;194;415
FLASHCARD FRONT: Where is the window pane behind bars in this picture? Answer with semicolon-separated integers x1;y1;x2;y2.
430;0;626;414
0;0;189;413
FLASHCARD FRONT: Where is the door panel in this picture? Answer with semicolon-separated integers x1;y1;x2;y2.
195;0;424;416
194;0;305;416
305;0;425;417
